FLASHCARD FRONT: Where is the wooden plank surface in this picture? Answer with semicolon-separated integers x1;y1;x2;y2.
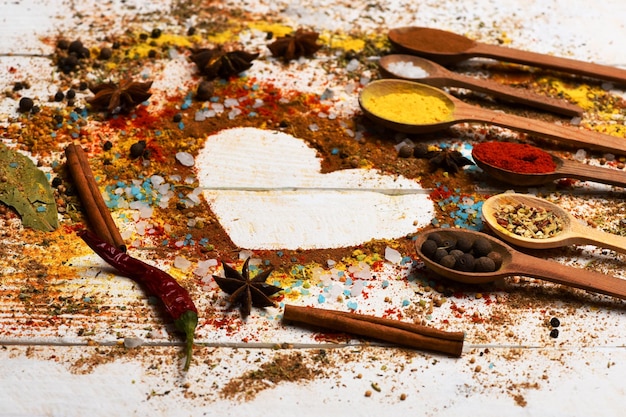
1;1;626;416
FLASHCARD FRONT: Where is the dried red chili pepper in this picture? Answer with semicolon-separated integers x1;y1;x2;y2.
77;229;198;371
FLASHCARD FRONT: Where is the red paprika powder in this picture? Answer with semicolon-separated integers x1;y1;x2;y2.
472;141;556;173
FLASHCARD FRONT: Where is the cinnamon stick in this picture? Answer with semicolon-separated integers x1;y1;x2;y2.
283;304;464;357
65;144;126;251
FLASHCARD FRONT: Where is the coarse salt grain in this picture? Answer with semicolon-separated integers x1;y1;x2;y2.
176;151;195;167
387;61;429;79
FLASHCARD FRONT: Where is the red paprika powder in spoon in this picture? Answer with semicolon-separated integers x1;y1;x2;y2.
472;141;556;173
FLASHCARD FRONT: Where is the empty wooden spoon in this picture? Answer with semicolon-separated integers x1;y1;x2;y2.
359;79;626;155
414;228;626;300
472;146;626;188
379;54;583;117
388;26;626;85
481;193;626;253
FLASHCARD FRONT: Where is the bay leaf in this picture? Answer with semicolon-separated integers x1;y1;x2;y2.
0;143;58;231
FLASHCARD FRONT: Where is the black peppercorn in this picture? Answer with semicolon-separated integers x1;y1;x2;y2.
439;255;457;269
196;80;214;101
455;253;475;272
413;142;430;158
475;256;496;272
433;247;449;262
103;141;113;151
426;233;444;246
550;317;560;328
441;236;457;250
173;113;183;123
31;105;40;114
455;235;474;253
129;140;147;159
139;33;149;41
53;114;64;124
151;28;162;38
68;40;84;55
54;91;64;102
66;89;76;100
51;176;62;188
550;329;559;338
18;97;34;113
148;49;157;58
187;27;196;36
420;239;438;259
398;144;413;158
98;47;113;60
487;251;503;269
472;237;492;257
449;249;465;260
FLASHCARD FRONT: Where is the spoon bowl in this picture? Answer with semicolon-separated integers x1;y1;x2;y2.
472;146;626;188
359;79;626;155
414;227;626;300
481;193;626;253
378;55;583;117
388;26;626;85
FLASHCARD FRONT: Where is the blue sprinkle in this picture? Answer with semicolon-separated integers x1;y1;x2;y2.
251;84;259;91
343;289;351;297
347;300;358;310
50;132;57;138
248;111;257;117
318;294;326;303
402;299;410;307
210;96;220;102
178;121;185;130
331;148;340;155
294;280;303;287
301;289;310;295
277;250;284;257
71;132;79;138
36;206;46;212
9;162;18;168
70;112;79;121
162;239;169;246
345;277;353;285
382;280;389;289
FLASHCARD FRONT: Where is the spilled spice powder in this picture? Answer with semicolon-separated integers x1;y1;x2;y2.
472;141;557;174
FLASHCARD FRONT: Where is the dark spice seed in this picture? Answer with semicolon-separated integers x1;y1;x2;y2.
98;47;113;60
472;238;492;257
455;253;475;272
439;255;457;269
550;329;559;338
455;236;474;252
420;239;438;259
398;144;413;158
103;141;113;151
487;251;503;269
427;233;443;246
18;97;34;113
187;27;196;36
550;317;560;328
66;89;76;99
151;28;162;38
441;237;457;250
433;247;449;262
31;106;40;114
54;91;65;102
413;143;429;158
449;249;464;260
129;140;147;159
173;113;183;123
475;256;496;272
51;177;63;188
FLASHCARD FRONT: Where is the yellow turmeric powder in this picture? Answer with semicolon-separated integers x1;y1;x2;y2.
362;91;454;125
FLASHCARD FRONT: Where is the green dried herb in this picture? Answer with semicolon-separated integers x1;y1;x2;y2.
0;143;58;231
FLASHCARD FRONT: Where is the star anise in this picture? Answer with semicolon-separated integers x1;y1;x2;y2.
267;29;322;62
190;48;259;80
421;147;474;174
87;79;152;114
213;258;282;319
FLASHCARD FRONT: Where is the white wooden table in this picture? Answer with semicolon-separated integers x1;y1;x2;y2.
1;1;626;416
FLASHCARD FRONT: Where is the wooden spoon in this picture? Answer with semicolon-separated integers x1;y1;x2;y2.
472;148;626;188
379;54;583;117
481;193;626;253
388;26;626;85
414;228;626;300
359;79;626;155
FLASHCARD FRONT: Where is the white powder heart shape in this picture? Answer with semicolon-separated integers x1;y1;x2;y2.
196;127;434;250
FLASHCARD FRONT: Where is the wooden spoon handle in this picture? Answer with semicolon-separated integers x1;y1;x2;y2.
453;104;626;155
508;253;626;300
470;43;626;85
567;221;626;255
559;159;626;188
445;73;583;117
